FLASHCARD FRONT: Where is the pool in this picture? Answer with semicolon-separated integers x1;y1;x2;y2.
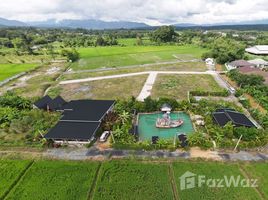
137;112;194;141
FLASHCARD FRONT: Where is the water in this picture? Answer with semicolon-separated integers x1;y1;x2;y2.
138;112;194;141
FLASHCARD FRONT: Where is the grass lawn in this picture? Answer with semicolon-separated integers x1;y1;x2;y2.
49;75;148;100
0;159;31;199
72;45;207;70
173;162;260;200
93;160;174;200
0;63;37;81
151;74;223;100
243;163;268;199
6;160;100;200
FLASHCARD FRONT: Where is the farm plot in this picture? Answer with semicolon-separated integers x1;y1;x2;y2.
151;74;223;100
49;75;148;100
72;45;207;70
243;163;268;199
0;63;37;81
173;162;260;200
93;160;174;200
6;160;100;200
0;159;31;199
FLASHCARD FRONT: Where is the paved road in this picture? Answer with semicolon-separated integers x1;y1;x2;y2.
45;147;268;161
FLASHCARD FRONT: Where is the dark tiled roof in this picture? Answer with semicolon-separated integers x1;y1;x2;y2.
225;111;255;127
212;110;256;128
47;96;67;111
45;121;100;140
61;100;115;122
212;112;231;127
229;60;255;68
33;95;52;109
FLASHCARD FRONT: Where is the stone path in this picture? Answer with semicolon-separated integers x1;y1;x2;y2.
137;72;158;101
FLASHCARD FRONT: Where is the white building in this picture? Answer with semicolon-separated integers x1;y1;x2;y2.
245;45;268;55
205;58;214;66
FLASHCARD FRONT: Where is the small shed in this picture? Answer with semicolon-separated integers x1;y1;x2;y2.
161;103;172;112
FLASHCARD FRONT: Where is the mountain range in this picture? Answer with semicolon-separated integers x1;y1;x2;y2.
0;17;268;30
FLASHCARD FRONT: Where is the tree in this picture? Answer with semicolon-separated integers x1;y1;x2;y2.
61;49;80;62
150;26;177;43
118;111;130;125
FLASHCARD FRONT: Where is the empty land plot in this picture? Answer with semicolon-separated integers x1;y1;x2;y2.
151;74;223;100
0;63;37;81
0;159;31;199
6;160;99;200
172;162;260;200
62;62;207;81
50;75;148;100
93;160;173;200
72;45;207;70
243;163;268;199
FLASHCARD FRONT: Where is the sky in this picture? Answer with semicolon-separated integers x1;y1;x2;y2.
0;0;268;25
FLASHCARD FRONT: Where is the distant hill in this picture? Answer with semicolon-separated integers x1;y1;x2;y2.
27;19;150;29
0;17;26;27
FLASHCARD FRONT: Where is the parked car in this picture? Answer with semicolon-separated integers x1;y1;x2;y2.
100;131;110;142
229;87;236;94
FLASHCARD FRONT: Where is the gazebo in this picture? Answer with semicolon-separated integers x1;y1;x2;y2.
161;103;172;113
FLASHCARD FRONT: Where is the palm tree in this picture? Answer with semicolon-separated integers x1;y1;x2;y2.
118;111;130;125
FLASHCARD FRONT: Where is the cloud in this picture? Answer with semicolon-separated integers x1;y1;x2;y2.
0;0;267;25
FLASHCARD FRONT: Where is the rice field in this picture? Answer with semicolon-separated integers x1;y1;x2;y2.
72;45;207;70
0;159;266;200
0;159;32;199
0;63;37;81
6;160;100;200
93;160;174;200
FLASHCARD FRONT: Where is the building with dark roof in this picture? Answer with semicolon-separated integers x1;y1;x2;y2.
44;99;115;142
33;95;52;110
212;109;256;128
225;60;255;71
33;95;67;111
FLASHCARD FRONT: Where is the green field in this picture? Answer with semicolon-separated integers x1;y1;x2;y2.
244;163;268;199
7;160;99;200
72;45;207;70
0;63;37;81
151;74;223;100
173;162;260;200
0;159;266;200
93;160;174;200
0;159;32;199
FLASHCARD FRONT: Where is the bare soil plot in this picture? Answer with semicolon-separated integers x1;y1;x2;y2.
48;75;148;100
151;74;223;100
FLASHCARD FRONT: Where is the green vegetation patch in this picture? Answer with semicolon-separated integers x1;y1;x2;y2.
0;63;37;81
173;162;260;200
243;163;268;199
7;160;100;200
0;159;31;199
93;160;174;200
151;74;223;100
73;45;207;70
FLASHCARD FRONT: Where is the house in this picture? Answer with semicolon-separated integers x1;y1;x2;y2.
45;100;115;143
33;95;52;110
212;108;256;128
33;95;66;111
245;45;268;55
248;59;268;70
225;60;255;71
